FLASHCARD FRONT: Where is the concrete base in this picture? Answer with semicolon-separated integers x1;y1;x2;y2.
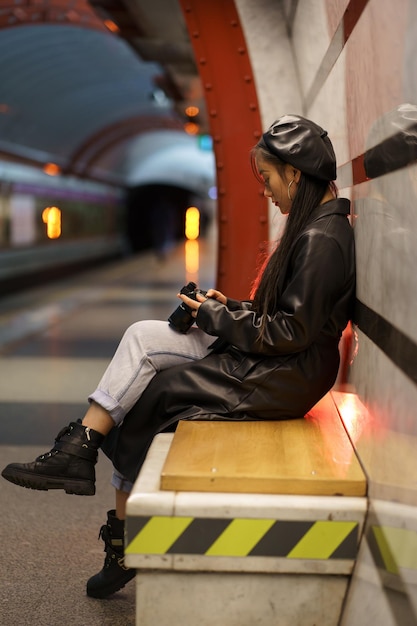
126;434;368;626
135;570;349;626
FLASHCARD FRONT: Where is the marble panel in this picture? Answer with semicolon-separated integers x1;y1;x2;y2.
341;500;417;625
235;0;302;242
292;0;331;97
235;0;302;123
354;167;417;343
344;0;411;158
307;45;349;168
325;0;350;39
335;343;417;505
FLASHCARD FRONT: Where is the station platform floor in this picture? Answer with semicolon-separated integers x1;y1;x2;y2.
0;239;216;626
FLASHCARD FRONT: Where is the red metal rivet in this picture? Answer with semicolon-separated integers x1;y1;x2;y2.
237;47;246;54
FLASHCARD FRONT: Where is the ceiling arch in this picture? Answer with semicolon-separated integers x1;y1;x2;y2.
65;115;184;180
0;23;178;182
0;0;210;190
0;0;105;31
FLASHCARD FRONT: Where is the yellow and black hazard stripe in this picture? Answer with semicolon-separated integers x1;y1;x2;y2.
125;516;359;560
368;524;417;575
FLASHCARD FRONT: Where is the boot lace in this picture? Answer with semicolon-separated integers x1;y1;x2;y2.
37;450;59;461
36;424;72;461
99;524;129;570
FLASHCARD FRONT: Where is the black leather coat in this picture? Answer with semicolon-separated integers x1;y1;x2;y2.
104;198;355;483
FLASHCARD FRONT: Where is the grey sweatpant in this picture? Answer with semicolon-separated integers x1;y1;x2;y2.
88;320;213;491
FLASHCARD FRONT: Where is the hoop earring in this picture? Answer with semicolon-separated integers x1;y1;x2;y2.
287;179;294;201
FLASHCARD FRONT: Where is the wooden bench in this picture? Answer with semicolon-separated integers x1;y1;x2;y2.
160;392;367;497
125;391;368;626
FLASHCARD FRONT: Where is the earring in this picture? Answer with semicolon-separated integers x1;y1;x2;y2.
287;179;294;201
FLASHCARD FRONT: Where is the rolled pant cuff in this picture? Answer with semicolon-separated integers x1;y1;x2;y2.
111;469;134;493
88;389;125;425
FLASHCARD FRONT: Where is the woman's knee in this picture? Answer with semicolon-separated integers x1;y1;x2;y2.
126;319;159;333
123;320;167;343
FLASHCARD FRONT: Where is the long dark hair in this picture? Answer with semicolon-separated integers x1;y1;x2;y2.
250;140;337;337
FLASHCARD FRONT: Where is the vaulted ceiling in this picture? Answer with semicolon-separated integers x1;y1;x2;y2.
0;0;211;190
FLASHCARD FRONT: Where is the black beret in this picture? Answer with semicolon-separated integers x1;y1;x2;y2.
262;114;337;181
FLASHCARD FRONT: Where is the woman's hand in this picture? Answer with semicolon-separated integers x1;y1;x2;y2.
177;288;227;317
205;289;227;304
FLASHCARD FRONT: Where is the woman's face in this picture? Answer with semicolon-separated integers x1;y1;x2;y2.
256;157;296;214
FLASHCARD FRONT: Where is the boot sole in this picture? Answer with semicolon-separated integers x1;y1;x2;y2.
1;468;95;496
86;570;136;598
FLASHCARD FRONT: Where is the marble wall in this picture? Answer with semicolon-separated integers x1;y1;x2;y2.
236;0;417;623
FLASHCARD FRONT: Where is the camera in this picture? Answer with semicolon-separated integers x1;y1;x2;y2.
168;281;207;333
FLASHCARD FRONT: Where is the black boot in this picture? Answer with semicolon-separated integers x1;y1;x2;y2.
1;420;104;496
87;509;135;598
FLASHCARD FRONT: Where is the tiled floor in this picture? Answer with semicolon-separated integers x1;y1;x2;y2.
0;240;215;625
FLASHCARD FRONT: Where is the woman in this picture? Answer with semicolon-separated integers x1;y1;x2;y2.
2;114;355;598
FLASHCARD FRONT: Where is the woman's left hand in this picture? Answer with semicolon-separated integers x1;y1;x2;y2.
177;291;207;317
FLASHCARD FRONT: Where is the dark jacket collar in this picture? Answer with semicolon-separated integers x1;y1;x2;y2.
310;197;351;221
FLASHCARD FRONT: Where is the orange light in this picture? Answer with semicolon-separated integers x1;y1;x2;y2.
185;106;199;117
104;19;120;33
334;391;371;445
42;206;61;239
43;162;61;176
185;239;199;283
185;206;200;240
184;122;199;135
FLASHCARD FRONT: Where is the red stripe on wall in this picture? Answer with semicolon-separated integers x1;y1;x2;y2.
343;0;369;41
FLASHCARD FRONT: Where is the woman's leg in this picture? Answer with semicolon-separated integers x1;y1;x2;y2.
82;401;115;435
2;319;213;494
85;474;134;597
86;486;134;599
85;319;210;597
88;319;214;425
81;318;214;436
115;488;129;520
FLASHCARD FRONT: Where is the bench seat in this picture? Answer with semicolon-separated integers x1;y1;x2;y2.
160;392;367;497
